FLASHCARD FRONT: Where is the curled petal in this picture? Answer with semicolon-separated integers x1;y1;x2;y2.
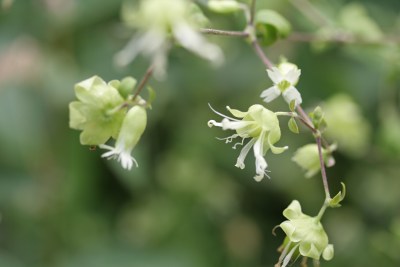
322;244;334;261
227;106;247;118
299;242;320;260
235;138;256;169
260;86;281;103
253;132;269;181
268;133;288;154
282;200;304;220
282;86;302;106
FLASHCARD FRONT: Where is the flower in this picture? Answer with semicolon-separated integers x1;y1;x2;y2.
292;144;336;178
115;0;223;79
208;104;288;181
275;200;334;267
69;76;126;145
260;62;302;106
100;105;147;170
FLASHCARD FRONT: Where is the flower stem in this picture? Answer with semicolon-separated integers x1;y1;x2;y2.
132;64;154;101
316;135;331;199
200;28;249;37
249;0;257;25
251;40;274;69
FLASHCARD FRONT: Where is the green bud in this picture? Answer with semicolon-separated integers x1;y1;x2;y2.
208;0;242;14
100;106;147;170
292;144;335;178
69;76;126;145
118;76;137;99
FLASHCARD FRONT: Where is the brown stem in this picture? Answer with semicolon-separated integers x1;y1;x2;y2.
132;65;154;100
316;136;331;199
249;0;257;25
251;40;274;69
200;28;249;38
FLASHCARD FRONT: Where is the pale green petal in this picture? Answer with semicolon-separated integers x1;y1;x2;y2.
226;106;247;118
282;200;303;220
268;132;288;154
280;221;298;241
69;101;87;130
322;244;334;261
299;242;320;260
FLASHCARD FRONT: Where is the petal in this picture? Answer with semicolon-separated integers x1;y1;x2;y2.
282;244;299;267
235;138;256;169
268;132;288;154
322;244;334;261
253;132;268;181
280;221;299;242
282;86;302;106
267;67;283;84
285;68;301;85
260;86;281;103
226;106;247;118
173;23;224;65
283;200;303;220
299;242;321;260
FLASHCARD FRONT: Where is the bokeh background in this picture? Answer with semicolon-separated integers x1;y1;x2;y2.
1;0;400;266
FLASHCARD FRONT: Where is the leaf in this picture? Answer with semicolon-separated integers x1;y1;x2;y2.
146;86;156;109
289;99;296;112
288;117;299;134
329;182;346;208
255;9;291;46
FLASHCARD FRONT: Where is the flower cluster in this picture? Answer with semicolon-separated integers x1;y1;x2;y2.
116;0;223;79
208;104;288;181
69;76;147;170
276;200;334;267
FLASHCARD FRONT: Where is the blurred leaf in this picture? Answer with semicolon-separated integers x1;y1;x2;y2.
255;9;291;46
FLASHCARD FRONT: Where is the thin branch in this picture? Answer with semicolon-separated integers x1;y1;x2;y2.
287;31;400;45
200;28;249;38
251;40;274;69
132;65;154;100
249;0;257;25
316;136;331;199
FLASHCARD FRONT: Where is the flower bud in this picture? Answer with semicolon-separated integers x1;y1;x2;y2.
100;106;147;170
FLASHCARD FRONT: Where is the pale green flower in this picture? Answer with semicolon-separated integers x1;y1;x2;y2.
260;62;302;106
276;200;334;267
292;144;336;178
323;94;370;157
69;76;126;145
116;0;223;79
100;106;147;170
208;104;288;181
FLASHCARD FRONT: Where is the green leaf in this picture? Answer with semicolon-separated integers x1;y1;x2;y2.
255;9;291;46
288;117;299;134
289;100;296;112
146;86;156;109
329;182;346;208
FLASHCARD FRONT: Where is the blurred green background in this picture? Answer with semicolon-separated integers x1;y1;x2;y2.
1;0;400;266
